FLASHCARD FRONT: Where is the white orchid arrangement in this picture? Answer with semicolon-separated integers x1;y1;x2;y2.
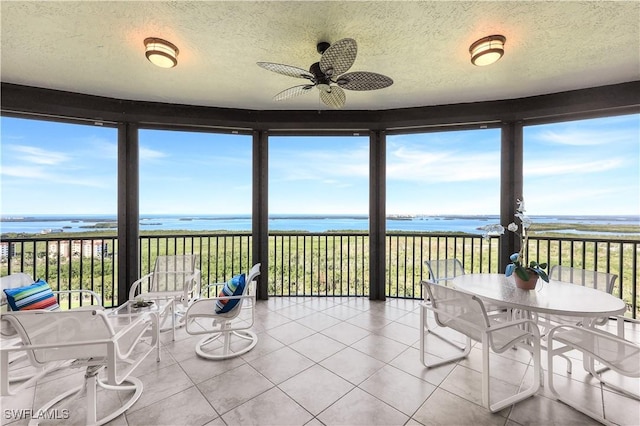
479;199;549;282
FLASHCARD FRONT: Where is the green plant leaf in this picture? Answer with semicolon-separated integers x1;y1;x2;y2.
537;269;549;282
515;267;529;281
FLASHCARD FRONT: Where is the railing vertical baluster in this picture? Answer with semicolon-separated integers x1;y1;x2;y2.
632;242;638;318
285;235;290;296
311;235;315;296
295;235;300;295
324;235;328;296
44;240;50;285
479;238;484;273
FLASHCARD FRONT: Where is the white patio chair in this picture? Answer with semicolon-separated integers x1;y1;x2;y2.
542;266;619;337
425;258;466;284
186;263;260;360
549;265;618;294
547;322;639;425
128;255;201;332
1;308;158;425
424;258;506;322
420;280;541;412
1;273;103;388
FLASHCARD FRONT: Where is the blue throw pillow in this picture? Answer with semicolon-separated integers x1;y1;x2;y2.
3;279;60;311
215;274;246;314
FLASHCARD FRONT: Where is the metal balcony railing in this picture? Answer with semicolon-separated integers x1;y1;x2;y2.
1;233;638;318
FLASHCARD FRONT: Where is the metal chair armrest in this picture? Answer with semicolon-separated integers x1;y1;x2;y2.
487;317;541;338
185;294;255;334
128;272;154;300
616;315;640;339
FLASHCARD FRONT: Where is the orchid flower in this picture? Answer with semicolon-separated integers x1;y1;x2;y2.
478;223;505;241
480;198;549;282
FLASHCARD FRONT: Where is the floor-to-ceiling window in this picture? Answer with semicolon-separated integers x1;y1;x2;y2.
386;128;502;296
523;114;639;217
0;116;118;304
268;135;370;296
523;113;640;315
1;117;118;220
138;129;253;281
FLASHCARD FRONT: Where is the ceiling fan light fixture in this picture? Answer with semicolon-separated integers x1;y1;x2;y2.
469;35;506;66
144;37;179;68
258;37;392;109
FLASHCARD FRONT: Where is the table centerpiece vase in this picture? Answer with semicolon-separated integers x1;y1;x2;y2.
514;269;539;290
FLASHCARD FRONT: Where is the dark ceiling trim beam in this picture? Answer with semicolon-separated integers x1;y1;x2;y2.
379;81;640;129
2;81;639;131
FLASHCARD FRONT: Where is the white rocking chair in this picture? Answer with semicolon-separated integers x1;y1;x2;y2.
1;309;158;425
186;263;260;360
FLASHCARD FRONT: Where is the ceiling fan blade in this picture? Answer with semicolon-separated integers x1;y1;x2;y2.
336;72;394;91
257;62;314;80
320;38;357;77
320;86;346;109
273;85;314;101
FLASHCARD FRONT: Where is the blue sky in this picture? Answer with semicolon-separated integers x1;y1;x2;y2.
1;114;638;216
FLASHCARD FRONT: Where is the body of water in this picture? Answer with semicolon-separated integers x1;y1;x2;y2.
1;214;639;236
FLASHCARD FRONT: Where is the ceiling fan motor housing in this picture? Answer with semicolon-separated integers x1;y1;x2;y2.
316;41;330;54
309;62;331;85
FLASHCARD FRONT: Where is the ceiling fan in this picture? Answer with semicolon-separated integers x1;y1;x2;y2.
257;38;393;109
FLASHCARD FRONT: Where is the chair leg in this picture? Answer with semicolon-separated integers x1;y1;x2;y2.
28;366;143;426
483;336;541;413
195;329;258;360
420;304;471;368
1;349;69;397
421;304;467;350
548;343;612;424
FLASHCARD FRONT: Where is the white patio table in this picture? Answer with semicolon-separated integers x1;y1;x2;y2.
451;273;626;319
451;273;627;374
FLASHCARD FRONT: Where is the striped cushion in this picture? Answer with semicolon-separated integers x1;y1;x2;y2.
3;279;60;311
215;274;246;314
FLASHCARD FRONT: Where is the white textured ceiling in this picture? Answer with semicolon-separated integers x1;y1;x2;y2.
1;1;639;111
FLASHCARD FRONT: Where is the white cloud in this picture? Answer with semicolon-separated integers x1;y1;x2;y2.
0;165;50;179
536;128;634;146
139;146;168;160
1;165;112;189
8;145;69;165
270;146;370;182
387;146;500;182
525;157;623;177
85;138;117;160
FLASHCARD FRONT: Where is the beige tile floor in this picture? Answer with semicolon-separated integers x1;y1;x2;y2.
2;297;639;426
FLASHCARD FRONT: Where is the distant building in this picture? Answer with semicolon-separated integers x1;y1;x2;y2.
0;242;15;260
47;240;109;259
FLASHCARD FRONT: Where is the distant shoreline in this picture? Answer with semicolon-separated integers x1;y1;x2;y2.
1;213;638;239
2;214;639;222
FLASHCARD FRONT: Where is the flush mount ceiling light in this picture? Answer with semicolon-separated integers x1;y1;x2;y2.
469;35;506;66
144;37;179;68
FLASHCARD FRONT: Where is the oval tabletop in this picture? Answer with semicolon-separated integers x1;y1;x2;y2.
451;273;626;318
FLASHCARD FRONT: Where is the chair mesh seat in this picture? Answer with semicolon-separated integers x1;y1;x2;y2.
443;311;530;351
554;328;640;377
